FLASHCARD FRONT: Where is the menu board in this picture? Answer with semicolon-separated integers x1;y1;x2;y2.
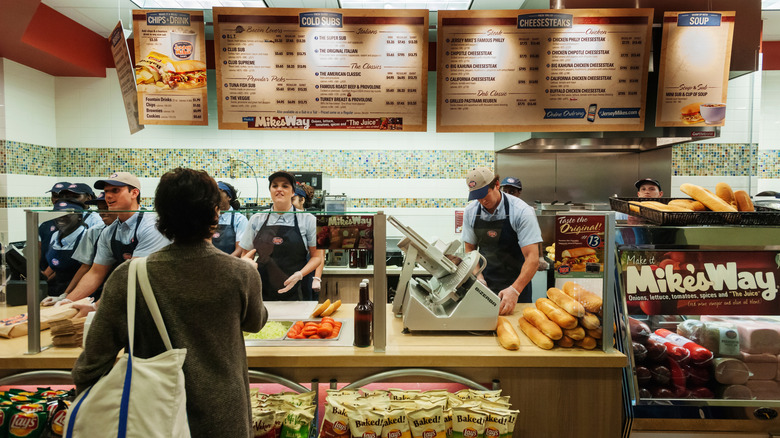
109;21;143;134
213;8;428;131
554;214;605;279
656;11;735;127
132;10;208;125
437;9;652;132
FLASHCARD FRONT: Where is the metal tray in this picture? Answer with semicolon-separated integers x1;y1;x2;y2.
243;320;293;343
610;197;780;226
281;319;345;341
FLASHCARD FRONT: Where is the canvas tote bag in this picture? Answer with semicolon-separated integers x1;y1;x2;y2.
64;257;190;437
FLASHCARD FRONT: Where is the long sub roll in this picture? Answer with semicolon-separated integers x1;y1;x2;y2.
517;317;554;350
535;298;578;329
716;182;737;208
734;190;755;212
668;199;706;211
680;183;737;212
546;287;585;317
640;201;692;212
563;326;586;340
523;307;563;340
496;316;521;350
561;282;603;315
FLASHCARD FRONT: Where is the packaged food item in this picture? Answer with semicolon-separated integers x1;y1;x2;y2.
713;358;751;385
655;329;713;365
8;403;47;438
253;409;277;438
348;408;384;438
388;389;421;401
408;406;446;438
449;407;486;438
46;399;69;438
482;408;512;438
280;406;315;438
381;408;411;438
319;399;350;438
677;320;740;357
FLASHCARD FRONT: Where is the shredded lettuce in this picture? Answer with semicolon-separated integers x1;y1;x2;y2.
244;321;291;340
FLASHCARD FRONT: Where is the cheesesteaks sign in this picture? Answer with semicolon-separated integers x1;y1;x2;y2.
622;250;780;315
213;8;428;131
437;9;652;132
655;11;735;127
132;10;208;125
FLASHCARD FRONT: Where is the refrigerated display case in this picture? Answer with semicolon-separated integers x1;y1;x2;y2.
616;224;780;434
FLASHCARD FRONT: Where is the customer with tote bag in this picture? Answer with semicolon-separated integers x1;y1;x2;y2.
69;168;267;438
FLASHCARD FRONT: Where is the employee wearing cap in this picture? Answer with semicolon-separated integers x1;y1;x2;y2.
53;172;170;306
500;177;523;198
213;181;249;256
43;193;119;305
39;182;72;275
291;184;325;298
58;182;103;228
240;171;323;301
635;178;663;198
462;167;542;315
40;200;89;298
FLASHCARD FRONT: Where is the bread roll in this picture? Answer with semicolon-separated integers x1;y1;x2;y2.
535;298;578;329
640;201;692;212
523;307;563;340
561;282;603;315
734;190;754;212
668;199;706;211
563;326;586;340
715;183;737;208
576;336;597;350
517;317;554;350
557;335;575;348
680;184;737;212
579;312;601;330
496;316;520;350
546;287;585;317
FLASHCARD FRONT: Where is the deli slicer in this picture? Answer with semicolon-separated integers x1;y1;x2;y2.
388;216;499;332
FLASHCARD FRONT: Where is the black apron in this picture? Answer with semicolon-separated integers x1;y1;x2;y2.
473;193;532;303
252;209;313;301
212;212;237;254
45;227;86;297
39;220;57;270
100;212;144;300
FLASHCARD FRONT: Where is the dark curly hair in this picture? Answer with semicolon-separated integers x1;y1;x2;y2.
155;168;220;244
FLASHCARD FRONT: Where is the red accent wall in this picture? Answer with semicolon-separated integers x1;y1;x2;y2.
763;41;780;71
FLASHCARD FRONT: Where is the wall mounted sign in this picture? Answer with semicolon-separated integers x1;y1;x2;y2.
213;8;428;131
655;11;735;127
437;9;652;132
132;10;208;125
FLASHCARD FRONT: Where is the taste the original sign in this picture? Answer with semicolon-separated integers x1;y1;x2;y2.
622;250;780;315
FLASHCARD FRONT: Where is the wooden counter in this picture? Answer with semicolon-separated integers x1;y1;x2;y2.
0;303;626;438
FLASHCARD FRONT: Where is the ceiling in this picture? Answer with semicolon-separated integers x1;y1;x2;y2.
0;0;775;78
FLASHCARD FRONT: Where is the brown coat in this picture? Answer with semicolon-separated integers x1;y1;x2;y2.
72;240;267;438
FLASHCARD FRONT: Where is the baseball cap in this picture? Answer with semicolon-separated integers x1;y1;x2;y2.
52;200;85;212
46;182;71;194
217;181;235;199
635;178;661;191
94;172;141;190
85;192;106;206
268;171;296;187
293;186;308;199
61;183;96;198
466;167;496;201
500;177;522;190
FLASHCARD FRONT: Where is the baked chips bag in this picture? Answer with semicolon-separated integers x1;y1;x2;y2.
408;406;446;438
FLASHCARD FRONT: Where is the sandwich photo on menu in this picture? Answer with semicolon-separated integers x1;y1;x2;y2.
558;247;600;272
135;51;206;91
680;102;704;124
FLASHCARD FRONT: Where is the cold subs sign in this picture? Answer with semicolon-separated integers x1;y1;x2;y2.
213;8;428;131
622;250;780;315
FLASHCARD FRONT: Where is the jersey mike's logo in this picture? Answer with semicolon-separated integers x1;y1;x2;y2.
468;181;477;188
52;258;60;266
487;230;498;238
273;237;284;245
213;232;221;238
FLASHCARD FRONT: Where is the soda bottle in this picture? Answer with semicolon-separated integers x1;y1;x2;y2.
353;281;372;347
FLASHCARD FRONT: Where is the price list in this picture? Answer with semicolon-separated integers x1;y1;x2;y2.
141;93;205;122
437;9;652;132
214;8;428;131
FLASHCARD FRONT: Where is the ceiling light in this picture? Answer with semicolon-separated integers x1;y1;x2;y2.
763;0;780;10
